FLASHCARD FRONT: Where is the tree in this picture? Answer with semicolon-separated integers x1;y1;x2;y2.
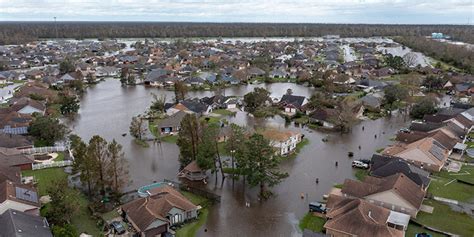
403;52;418;68
71;136;97;197
384;84;409;112
28;115;68;146
120;67;129;85
44;179;78;225
423;75;446;91
59;59;75;74
384;54;405;70
107;139;130;197
59;95;80;115
68;79;84;93
243;88;271;113
177;114;202;167
129;115;147;140
245;134;288;199
127;74;136;85
150;93;166;113
410;97;437;119
329;102;357;133
86;73;95;84
51;224;78;237
196;124;219;182
174;80;188;102
225;124;246;186
87;135;109;195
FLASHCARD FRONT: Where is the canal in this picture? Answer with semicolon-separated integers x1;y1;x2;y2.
66;78;409;237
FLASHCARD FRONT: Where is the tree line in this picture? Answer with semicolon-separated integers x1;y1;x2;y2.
1;22;473;45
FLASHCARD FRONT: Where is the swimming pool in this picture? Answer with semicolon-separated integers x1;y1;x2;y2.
137;182;166;197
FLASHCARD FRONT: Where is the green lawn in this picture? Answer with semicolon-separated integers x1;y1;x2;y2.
428;167;474;202
286;138;309;159
53;152;65;161
414;200;474;236
293;116;309;124
405;223;444;237
354;169;369;181
213;109;236;116
176;191;210;237
22;168;102;236
134;138;150;148
299;213;326;233
160;135;178;143
200;116;221;124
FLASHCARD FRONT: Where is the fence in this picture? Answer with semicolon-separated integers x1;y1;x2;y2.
32;160;73;170
21;146;66;154
163;179;221;203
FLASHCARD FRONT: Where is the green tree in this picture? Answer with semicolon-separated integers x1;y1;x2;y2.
68;79;84;94
71;136;97;197
384;54;405;70
329;102;357;133
410;97;437;119
243;88;271;113
245;134;288;199
225;124;246;184
28;115;68;146
423;75;446;91
196;125;218;180
150;93;166;113
384;84;409;112
51;224;78;237
129;115;147;140
177;114;202;167
86;73;95;84
59;59;75;74
174;80;188;102
44;179;78;225
59;95;80;115
120;67;129;85
87;135;109;195
107;139;130;197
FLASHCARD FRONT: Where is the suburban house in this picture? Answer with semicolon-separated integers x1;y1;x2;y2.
383;136;450;172
0;209;52;237
178;161;207;181
278;94;308;115
370;154;431;190
121;185;198;236
0;133;33;149
259;129;303;156
201;95;227;109
309;108;336;128
340;173;425;217
0;111;32;135
166;100;212;116
9;97;46;115
0;147;35;171
0;180;40;215
324;195;408;237
158;111;187;135
0;165;21;184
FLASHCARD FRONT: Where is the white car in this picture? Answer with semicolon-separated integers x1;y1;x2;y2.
352;160;369;169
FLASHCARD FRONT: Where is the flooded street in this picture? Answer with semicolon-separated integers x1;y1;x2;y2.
67;79;409;237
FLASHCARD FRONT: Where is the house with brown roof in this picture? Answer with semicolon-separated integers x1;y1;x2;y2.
0;148;35;171
383;136;450;172
324;195;408;237
121;185;198;236
178;161;207;181
0;133;33;149
0;180;40;215
340;173;425;217
259;129;303;156
9;97;46;115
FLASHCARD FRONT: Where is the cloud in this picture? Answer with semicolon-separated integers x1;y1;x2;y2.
0;0;472;24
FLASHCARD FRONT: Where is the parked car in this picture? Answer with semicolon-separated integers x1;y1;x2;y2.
110;221;126;235
309;202;327;214
352;160;369;169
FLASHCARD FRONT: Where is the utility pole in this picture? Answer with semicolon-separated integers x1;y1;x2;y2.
54;17;58;39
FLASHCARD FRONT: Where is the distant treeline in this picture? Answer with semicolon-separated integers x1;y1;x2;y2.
0;22;473;45
394;36;474;74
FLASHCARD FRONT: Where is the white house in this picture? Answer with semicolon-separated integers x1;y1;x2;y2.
260;129;303;156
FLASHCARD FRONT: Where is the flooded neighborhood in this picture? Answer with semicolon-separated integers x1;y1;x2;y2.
1;14;474;237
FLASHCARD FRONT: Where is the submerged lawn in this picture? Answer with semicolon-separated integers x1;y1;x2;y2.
299;213;326;233
22;168;102;236
428;167;474;202
414;200;474;236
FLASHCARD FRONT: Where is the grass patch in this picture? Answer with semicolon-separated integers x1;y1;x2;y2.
294;115;309;124
22;168;102;236
405;223;444;237
160;135;178;144
200;116;221;124
213;109;236;116
333;184;343;189
414;200;474;236
134;139;150;148
286;138;309;159
428;167;474;202
375;148;385;153
299;213;326;233
53;152;65;161
354;169;369;181
307;123;320;130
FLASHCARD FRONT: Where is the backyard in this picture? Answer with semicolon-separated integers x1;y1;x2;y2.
22;168;102;236
413;200;474;236
428;165;474;201
299;212;326;233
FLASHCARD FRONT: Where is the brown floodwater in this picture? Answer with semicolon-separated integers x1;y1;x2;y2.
66;79;408;237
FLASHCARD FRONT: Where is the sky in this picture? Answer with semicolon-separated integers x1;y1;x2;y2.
0;0;473;24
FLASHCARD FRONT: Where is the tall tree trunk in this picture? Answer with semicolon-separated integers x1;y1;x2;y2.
215;141;225;182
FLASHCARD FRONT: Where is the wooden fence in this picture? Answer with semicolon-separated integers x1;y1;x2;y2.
32;160;73;170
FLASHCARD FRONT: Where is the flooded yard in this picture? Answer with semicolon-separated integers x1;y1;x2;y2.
66;79;409;237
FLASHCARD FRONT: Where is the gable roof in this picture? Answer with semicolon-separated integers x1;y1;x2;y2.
122;185;196;231
370;154;431;188
0;133;33;148
0;180;40;207
341;173;425;209
0;147;34;168
179;100;209;114
279;94;306;108
0;209;52;237
159;111;187;128
324;195;404;237
383;137;449;167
